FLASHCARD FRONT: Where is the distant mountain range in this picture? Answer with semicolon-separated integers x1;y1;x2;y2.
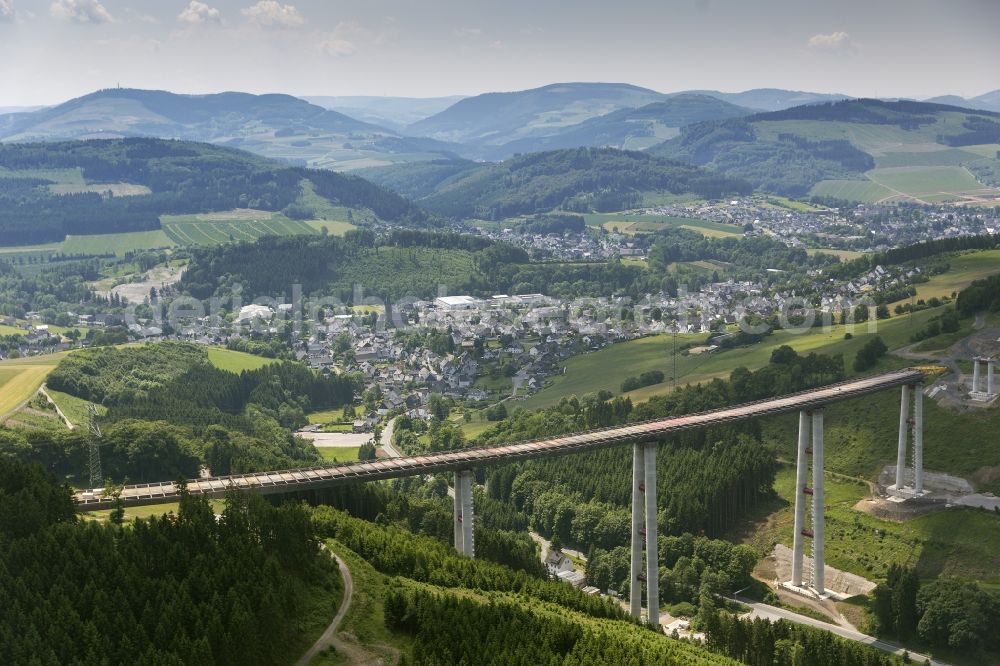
301;95;466;131
3;84;998;199
0;89;461;171
650;99;1000;202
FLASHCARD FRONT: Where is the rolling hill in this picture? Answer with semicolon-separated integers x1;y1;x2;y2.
475;94;754;159
301;94;466;130
361;147;751;220
0;88;460;171
0;137;428;245
406;82;667;147
681;88;849;111
924;89;1000;113
652;99;1000;202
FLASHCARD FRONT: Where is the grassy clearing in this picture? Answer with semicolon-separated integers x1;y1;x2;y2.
324;539;413;662
206;347;277;373
891;249;1000;307
807;248;866;261
0;352;71;418
45;387;105;427
874;149;985;168
744;465;1000;586
318;447;360;463
81;499;227;523
308;408;351;425
519;306;946;410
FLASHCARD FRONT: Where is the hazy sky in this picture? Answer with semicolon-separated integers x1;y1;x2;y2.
1;0;998;106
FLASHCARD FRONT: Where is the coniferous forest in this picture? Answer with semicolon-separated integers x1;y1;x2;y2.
0;458;340;664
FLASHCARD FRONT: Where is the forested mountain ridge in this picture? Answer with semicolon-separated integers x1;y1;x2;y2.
651;98;1000;197
474;94;754;159
0;88;462;170
0;137;429;245
406;82;667;146
360;147;752;220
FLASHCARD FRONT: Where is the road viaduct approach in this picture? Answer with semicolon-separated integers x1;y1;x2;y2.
74;368;927;628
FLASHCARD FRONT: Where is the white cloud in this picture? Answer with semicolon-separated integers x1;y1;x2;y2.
807;31;857;53
49;0;113;24
0;0;15;23
241;1;302;28
320;37;354;57
178;1;220;25
318;21;373;58
454;26;482;38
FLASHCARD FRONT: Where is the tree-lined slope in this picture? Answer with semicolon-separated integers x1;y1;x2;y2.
652;99;1000;200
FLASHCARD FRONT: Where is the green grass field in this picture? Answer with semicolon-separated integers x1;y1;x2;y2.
307;408;352;425
0;352;72;418
584;213;742;238
518;307;946;411
809;179;895;203
807;248;867;261
743;465;1000;586
45;387;105;427
318;447;361;463
890;249;1000;306
866;166;997;202
206;347;278;373
874;148;985;168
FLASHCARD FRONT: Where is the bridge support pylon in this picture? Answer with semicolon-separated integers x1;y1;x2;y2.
787;408;828;597
889;382;925;497
628;442;659;627
453;469;474;557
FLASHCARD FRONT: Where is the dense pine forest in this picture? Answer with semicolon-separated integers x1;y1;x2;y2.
0;138;427;245
0;458;340;664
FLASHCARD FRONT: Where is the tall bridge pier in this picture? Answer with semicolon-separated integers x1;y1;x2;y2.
888;381;925;497
789;409;827;595
629;442;660;627
971;357;996;401
453;469;474;556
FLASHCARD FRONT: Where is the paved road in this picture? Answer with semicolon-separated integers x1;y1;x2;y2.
379;417;401;458
735;596;948;666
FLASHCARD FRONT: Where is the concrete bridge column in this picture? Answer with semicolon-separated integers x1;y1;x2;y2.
459;469;474;557
453;471;466;554
973;358;982;393
629;443;644;619
913;383;924;494
811;409;825;595
791;410;810;588
894;384;910;490
989;361;995;396
643;441;659;629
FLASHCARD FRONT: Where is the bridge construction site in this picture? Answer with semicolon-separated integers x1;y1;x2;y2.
75;368;927;627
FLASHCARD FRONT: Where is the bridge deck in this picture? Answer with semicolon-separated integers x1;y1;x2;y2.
74;369;923;511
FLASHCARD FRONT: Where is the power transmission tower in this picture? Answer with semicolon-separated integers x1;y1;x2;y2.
88;404;103;489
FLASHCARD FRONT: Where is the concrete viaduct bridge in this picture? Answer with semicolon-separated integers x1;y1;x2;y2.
74;368;927;628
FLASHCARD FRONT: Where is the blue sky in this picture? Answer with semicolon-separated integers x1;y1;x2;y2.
1;0;998;105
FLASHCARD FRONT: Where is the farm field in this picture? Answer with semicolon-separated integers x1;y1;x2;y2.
206;347;278;373
161;210;321;246
888;249;1000;307
807;248;867;261
518;306;947;411
586;213;742;238
0;352;72;418
809;179;894;203
866;166;998;202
